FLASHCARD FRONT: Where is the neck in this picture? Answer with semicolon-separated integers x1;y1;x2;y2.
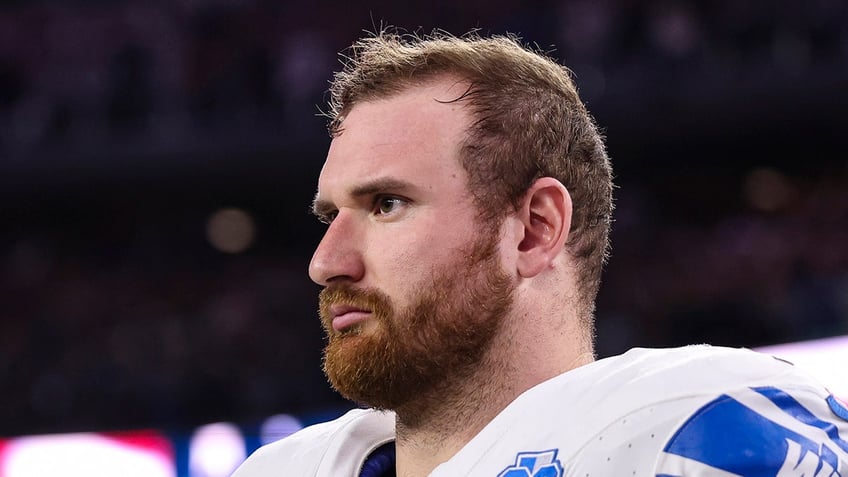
392;341;516;477
389;311;594;477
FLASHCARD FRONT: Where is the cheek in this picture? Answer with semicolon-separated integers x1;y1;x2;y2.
364;229;448;296
361;206;479;291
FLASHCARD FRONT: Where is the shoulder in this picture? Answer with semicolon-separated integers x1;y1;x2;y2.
230;408;395;477
600;344;798;384
542;345;808;423
652;369;848;475
567;345;848;476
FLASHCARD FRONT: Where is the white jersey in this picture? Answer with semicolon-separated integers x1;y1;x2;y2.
231;345;848;476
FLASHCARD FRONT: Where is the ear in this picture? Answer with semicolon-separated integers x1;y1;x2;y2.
516;177;572;278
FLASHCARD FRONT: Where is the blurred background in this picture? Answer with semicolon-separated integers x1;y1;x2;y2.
1;0;846;460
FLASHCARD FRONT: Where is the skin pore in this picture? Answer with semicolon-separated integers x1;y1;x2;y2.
308;77;594;477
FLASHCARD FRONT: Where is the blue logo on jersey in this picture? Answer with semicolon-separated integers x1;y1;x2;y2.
498;449;563;477
659;386;848;476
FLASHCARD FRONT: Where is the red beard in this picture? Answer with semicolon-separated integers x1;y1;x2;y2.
319;233;515;412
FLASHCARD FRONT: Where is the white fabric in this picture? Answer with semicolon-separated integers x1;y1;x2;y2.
231;345;848;476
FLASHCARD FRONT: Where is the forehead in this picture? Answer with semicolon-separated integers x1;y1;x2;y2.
317;79;473;195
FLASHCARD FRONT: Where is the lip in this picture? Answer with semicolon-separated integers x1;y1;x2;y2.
330;304;372;331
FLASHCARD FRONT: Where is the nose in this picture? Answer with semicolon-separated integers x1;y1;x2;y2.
308;211;365;286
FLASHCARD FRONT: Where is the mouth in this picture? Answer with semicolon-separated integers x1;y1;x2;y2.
329;304;372;332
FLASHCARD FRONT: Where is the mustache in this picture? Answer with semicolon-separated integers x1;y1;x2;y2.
318;284;393;328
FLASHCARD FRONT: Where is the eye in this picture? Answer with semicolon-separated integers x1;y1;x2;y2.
373;196;406;216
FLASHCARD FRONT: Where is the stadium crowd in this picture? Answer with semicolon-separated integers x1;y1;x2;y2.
1;0;846;436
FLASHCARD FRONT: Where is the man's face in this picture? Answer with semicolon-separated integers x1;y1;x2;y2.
308;79;516;410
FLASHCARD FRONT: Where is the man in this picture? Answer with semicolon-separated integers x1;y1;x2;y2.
233;31;848;476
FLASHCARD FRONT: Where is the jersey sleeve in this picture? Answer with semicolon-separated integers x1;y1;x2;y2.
653;386;848;476
230;409;395;477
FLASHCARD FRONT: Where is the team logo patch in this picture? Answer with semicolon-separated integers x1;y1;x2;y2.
498;449;563;477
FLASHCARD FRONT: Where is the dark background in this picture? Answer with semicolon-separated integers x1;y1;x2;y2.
1;0;846;437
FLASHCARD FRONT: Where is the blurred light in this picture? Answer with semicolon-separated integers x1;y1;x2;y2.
188;422;246;477
206;208;256;254
1;432;174;477
744;167;794;212
260;414;303;445
757;334;848;400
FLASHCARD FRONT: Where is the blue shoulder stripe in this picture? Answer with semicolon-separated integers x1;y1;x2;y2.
827;395;848;422
662;387;848;475
753;386;848;454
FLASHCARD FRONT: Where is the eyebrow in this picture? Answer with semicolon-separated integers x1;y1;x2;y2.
311;177;415;217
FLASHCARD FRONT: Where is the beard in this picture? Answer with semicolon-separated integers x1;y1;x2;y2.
318;232;515;413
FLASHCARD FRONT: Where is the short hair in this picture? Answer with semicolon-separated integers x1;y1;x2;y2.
327;30;614;326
